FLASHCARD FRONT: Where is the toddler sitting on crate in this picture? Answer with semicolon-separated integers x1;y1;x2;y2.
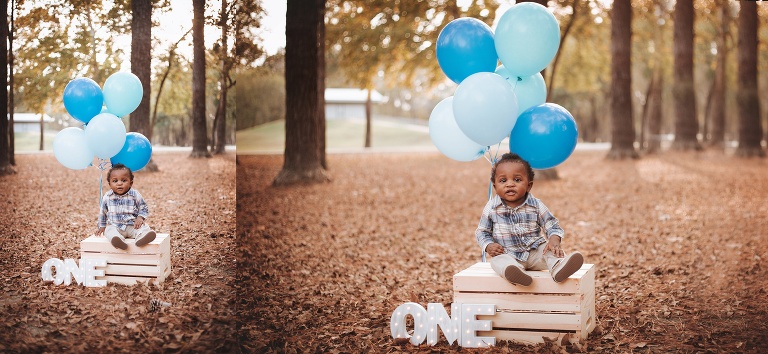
95;163;157;250
475;153;583;286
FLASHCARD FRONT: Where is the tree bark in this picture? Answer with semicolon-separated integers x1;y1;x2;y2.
706;0;730;149
8;0;15;165
607;0;638;160
646;69;664;154
672;0;701;151
130;0;158;170
735;1;764;158
364;89;371;148
212;0;229;155
0;0;15;175
273;0;329;186
190;0;211;158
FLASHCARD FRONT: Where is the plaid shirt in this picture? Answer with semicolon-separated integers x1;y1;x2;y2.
475;193;564;262
97;188;150;230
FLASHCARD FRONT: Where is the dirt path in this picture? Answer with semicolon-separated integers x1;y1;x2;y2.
237;150;768;353
0;152;236;352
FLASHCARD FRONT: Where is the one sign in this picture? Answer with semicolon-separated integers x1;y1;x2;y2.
390;302;496;348
41;258;107;287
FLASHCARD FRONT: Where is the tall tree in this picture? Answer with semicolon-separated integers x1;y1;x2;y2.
131;0;158;170
672;0;701;150
0;0;13;175
705;0;731;149
190;0;211;158
211;0;230;154
735;1;763;158
273;0;329;186
607;0;637;159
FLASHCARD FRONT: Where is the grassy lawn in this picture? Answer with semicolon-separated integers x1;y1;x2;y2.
236;119;434;153
14;131;56;152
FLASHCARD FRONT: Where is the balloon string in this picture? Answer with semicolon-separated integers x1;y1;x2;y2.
97;159;111;213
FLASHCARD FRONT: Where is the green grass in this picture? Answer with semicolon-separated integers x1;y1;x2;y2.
236;119;433;153
14;131;56;152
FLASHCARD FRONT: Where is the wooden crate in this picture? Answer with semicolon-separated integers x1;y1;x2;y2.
80;233;171;286
453;262;596;345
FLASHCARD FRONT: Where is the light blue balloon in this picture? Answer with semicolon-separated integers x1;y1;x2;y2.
53;127;94;170
110;132;152;172
85;113;127;159
509;103;578;169
453;72;519;146
63;78;104;124
495;2;560;77
103;72;143;117
495;66;547;115
429;97;487;162
436;17;498;84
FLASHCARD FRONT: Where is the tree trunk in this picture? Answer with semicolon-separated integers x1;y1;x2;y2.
130;0;158;170
212;0;228;155
8;0;15;165
273;0;329;186
607;0;638;160
190;0;211;158
672;0;701;151
364;89;372;148
735;2;763;158
646;69;664;154
707;0;730;149
0;0;14;175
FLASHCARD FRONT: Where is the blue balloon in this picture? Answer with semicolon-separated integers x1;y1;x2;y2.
509;103;578;169
429;97;486;162
453;72;519;146
110;132;152;171
436;17;498;84
495;2;560;77
103;72;143;117
495;66;547;115
63;78;104;124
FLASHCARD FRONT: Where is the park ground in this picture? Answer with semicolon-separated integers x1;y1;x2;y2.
0;151;236;352
238;149;768;353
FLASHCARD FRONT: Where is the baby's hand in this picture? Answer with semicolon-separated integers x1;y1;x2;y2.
486;243;504;257
95;227;105;236
544;236;565;258
134;216;144;229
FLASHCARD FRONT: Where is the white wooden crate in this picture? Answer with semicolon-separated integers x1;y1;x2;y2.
453;262;596;344
80;233;171;286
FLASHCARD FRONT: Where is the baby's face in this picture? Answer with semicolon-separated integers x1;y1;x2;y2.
493;161;532;207
108;169;133;195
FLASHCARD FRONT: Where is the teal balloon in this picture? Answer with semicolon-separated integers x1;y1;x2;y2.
436;17;498;84
509;103;578;170
495;2;560;77
453;72;519;146
85;113;127;159
53;127;94;170
103;72;143;117
429;97;486;162
63;78;103;124
495;66;547;115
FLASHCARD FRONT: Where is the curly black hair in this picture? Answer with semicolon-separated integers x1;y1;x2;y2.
490;153;535;182
107;163;134;181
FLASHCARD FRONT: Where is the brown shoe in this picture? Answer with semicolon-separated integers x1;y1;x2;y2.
552;252;584;282
110;236;128;250
135;230;156;247
504;265;532;286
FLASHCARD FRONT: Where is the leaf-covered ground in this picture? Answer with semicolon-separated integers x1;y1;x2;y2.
237;149;768;353
0;152;236;352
